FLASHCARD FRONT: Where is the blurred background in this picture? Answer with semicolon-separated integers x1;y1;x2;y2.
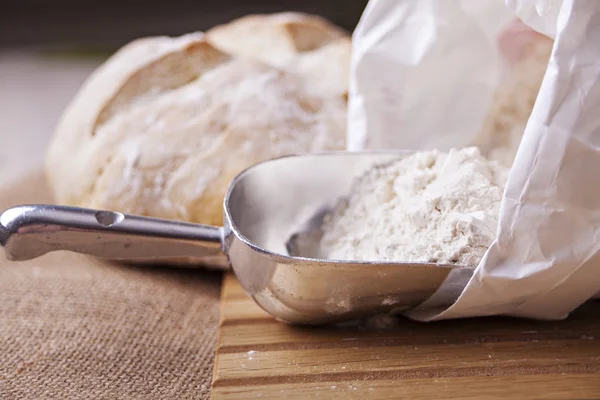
0;0;368;185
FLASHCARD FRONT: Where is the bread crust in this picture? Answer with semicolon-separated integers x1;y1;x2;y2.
46;15;349;226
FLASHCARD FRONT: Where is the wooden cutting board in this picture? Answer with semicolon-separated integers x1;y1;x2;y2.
211;273;600;399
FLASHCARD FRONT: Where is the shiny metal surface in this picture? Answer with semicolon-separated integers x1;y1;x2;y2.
0;152;463;324
223;152;458;324
0;205;227;266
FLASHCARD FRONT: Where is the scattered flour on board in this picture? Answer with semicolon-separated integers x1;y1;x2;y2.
319;147;508;267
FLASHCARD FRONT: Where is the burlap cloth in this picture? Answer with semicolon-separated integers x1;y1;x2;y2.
0;170;223;399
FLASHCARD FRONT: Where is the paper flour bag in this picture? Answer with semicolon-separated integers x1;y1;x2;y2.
348;0;600;321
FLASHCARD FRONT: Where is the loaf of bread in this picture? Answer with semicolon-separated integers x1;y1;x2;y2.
207;12;351;99
46;13;350;226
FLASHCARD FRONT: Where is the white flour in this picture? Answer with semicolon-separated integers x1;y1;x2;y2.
319;147;508;266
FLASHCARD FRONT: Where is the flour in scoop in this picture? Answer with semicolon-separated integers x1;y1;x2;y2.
319;147;508;266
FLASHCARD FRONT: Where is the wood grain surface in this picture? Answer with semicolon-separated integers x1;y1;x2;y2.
212;273;600;399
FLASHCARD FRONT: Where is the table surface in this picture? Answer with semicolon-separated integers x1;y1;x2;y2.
212;273;600;400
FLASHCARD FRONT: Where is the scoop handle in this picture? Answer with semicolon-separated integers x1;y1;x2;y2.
0;205;226;265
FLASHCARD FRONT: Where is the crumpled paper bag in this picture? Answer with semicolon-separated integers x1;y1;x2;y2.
348;0;600;321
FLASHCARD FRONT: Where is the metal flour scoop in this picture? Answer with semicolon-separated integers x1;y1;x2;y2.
0;153;460;325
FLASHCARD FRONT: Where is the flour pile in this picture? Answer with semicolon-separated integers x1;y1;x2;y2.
319;147;509;266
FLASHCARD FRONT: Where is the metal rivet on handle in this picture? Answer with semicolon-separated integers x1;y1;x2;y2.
95;211;125;227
